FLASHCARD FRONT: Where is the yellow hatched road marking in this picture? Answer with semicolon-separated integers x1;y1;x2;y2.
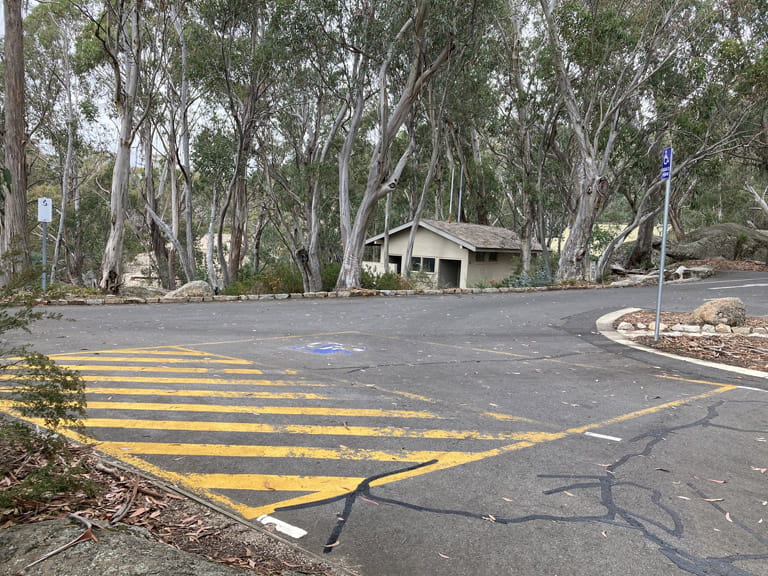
79;375;325;387
83;417;543;440
0;374;315;387
98;441;466;463
0;384;738;519
1;339;744;520
185;473;363;494
48;355;254;365
43;365;235;374
50;346;256;362
53;348;218;357
482;412;544;424
83;387;329;400
86;401;443;419
45;365;267;376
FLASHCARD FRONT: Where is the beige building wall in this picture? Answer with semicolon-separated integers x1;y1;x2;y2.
387;229;469;288
466;252;521;286
364;228;530;289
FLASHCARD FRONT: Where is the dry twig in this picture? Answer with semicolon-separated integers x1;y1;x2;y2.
19;514;102;573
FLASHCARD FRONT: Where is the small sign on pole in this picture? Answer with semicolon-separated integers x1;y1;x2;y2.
660;147;672;180
37;198;53;223
654;148;673;341
38;198;52;292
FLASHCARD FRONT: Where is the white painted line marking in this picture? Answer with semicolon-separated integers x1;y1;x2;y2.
709;283;768;290
256;515;308;539
584;432;622;442
737;386;768;393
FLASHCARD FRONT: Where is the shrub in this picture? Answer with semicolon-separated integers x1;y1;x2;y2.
499;263;554;288
0;284;88;507
321;262;341;292
222;261;304;295
361;269;413;290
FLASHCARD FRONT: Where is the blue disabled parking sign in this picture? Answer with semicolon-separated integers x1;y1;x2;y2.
661;147;673;180
290;342;367;355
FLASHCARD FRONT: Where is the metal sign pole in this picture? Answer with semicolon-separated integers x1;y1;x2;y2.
654;147;673;342
37;197;53;293
42;222;48;293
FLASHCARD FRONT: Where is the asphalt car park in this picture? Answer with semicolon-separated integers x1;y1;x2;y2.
3;271;767;575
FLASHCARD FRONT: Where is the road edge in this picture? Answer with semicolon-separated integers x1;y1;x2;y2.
596;308;768;382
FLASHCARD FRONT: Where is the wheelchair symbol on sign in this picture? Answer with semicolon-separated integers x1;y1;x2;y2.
290;342;367;355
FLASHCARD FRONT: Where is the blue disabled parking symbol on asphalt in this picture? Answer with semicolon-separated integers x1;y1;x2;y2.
290;342;367;355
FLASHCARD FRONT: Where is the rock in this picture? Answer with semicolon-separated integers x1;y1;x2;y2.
715;323;732;333
689;297;746;326
732;326;752;335
672;324;700;333
617;321;634;331
666;223;768;262
610;273;658;288
610;264;627;275
163;280;214;299
671;265;714;281
0;519;244;576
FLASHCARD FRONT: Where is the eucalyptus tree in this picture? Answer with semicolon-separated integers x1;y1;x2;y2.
2;0;31;283
72;0;154;293
136;3;197;289
603;0;763;274
334;0;473;290
23;1;87;285
258;1;348;293
489;0;562;273
192;124;235;289
438;16;505;231
189;0;283;287
538;0;696;280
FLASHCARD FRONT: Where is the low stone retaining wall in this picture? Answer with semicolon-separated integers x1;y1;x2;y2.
616;320;768;336
35;284;590;306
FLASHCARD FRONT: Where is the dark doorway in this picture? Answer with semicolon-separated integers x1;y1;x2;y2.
388;255;402;275
438;259;461;288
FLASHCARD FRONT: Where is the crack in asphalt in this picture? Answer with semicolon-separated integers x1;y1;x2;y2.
276;399;768;575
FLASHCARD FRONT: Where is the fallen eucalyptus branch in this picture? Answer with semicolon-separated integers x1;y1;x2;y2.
19;514;103;574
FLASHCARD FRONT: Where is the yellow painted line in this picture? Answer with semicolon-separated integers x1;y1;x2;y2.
379;389;437;403
235;492;352;517
326;386;741;498
43;365;268;376
371;333;531;359
482;412;544;425
78;375;324;387
83;387;329;400
235;386;738;519
52;348;217;358
656;375;741;387
237;331;362;344
0;405;264;519
49;365;224;374
98;441;466;463
564;385;738;435
185;472;364;493
83;417;538;440
0;384;740;519
47;355;253;366
51;345;255;362
86;401;443;419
